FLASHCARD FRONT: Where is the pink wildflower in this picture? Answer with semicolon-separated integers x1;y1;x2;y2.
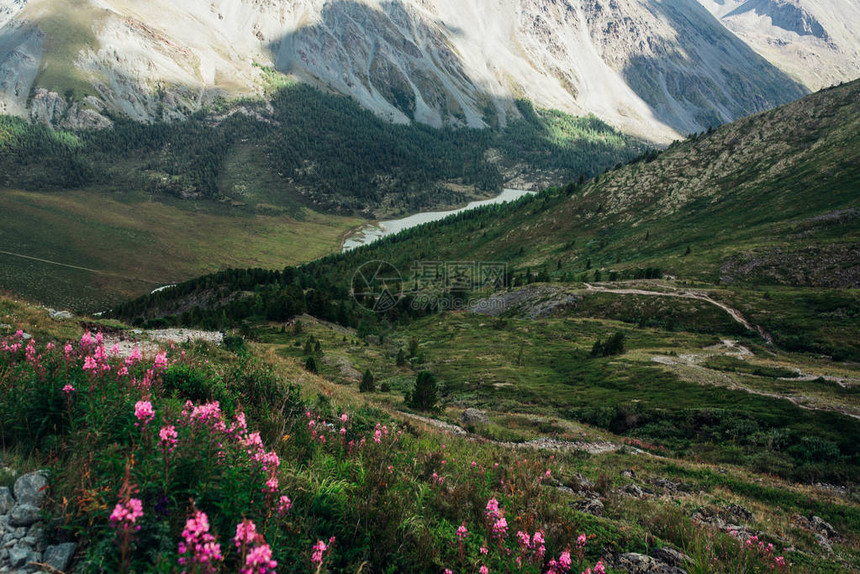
83;356;98;372
126;347;142;365
234;520;259;549
456;523;468;540
492;517;508;539
486;497;501;521
178;510;223;572
134;400;155;427
62;384;76;395
479;566;489;574
311;537;334;566
110;498;144;531
278;495;292;515
159;425;178;452
242;543;277;574
154;352;168;370
558;551;572;571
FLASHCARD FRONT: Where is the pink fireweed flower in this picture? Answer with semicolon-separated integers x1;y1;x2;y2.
95;332;104;345
62;384;76;395
517;530;530;549
110;498;144;531
80;331;93;348
82;356;98;372
159;425;178;452
265;477;279;493
456;524;468;540
558;551;572;571
94;344;107;363
134;400;155;427
479;566;489;574
480;546;489;555
492;517;508;539
234;520;260;549
593;561;606;574
340;413;348;423
64;343;74;358
311;537;335;565
110;343;121;356
576;533;587;548
230;412;248;434
126;347;142;365
117;366;129;377
154;352;168;370
178;510;223;572
444;570;453;574
485;497;502;521
242;543;277;574
278;495;292;515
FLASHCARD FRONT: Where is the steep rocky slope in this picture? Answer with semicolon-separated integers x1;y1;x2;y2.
696;0;860;90
0;0;813;141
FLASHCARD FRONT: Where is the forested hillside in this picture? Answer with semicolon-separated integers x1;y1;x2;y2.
0;83;642;217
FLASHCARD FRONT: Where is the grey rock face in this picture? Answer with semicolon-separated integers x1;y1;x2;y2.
13;472;47;507
8;505;40;528
611;552;687;574
461;408;490;425
0;489;13;515
576;496;604;517
43;542;76;572
7;546;29;568
653;546;694;568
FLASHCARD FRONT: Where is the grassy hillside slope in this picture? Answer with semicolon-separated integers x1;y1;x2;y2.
2;299;859;573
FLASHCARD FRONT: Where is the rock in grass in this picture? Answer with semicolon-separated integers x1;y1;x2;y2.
575;496;604;517
9;504;40;528
611;552;686;574
810;516;838;539
43;542;77;571
653;546;694;568
13;472;48;507
0;487;14;514
461;408;489;424
726;504;753;522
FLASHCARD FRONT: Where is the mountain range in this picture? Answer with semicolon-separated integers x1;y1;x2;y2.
3;0;854;142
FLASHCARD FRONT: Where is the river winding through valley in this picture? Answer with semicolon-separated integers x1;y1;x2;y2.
342;188;535;251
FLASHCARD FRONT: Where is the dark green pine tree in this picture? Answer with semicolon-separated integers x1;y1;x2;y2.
360;369;375;393
409;371;437;411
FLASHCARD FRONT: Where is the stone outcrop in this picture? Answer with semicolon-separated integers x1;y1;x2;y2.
0;470;76;574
